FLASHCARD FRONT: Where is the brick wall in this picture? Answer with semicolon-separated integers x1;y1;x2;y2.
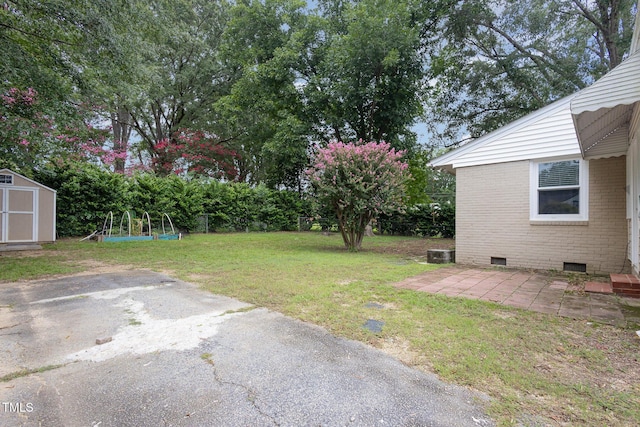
455;157;627;274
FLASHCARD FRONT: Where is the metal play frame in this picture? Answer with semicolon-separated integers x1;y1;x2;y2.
82;211;182;242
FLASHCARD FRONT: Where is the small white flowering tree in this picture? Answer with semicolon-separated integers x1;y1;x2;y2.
307;140;410;251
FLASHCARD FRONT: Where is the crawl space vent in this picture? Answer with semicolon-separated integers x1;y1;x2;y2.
563;262;586;273
491;257;507;266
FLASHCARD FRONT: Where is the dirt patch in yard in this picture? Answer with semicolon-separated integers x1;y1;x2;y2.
368;237;455;257
544;323;640;390
0;250;47;258
68;259;139;275
377;336;434;371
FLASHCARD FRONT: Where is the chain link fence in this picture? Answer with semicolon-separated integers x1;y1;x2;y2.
194;214;272;233
296;203;455;237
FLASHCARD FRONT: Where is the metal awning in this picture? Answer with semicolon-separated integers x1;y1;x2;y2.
571;52;640;159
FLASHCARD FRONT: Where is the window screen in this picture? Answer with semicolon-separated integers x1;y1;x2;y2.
537;161;580;215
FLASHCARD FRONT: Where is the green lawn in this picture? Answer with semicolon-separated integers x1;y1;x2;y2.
1;232;639;426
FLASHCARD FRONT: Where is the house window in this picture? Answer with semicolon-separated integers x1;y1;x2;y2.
0;174;13;184
530;158;588;221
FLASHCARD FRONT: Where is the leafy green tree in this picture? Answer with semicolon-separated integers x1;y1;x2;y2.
1;0;92;111
0;86;117;175
122;0;237;176
405;147;455;206
0;1;158;175
304;0;425;151
0;87;53;173
217;0;311;189
307;140;410;251
83;1;151;174
422;0;637;144
218;0;426;187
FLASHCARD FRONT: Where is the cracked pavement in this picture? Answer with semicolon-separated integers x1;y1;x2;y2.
0;271;494;426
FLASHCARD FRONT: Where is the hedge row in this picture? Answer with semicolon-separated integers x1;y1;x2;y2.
34;163;455;238
378;203;455;238
35;163;311;237
300;203;455;238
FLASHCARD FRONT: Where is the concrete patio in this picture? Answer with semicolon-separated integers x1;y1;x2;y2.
395;266;640;327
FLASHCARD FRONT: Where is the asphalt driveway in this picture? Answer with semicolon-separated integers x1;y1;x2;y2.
0;271;493;426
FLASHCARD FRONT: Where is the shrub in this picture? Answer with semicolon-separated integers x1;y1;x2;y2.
35;163;312;237
378;202;455;238
201;182;311;232
35;162;129;237
127;174;204;232
307;141;409;251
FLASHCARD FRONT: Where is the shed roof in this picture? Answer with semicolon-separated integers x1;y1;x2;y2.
0;168;56;193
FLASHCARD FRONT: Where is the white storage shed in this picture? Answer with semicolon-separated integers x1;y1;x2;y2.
0;168;56;246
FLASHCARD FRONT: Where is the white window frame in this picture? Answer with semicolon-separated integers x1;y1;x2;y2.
529;157;589;221
0;174;13;185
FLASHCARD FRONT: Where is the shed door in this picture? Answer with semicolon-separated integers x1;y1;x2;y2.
0;187;37;243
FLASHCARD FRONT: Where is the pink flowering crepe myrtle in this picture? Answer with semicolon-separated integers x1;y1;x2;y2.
1;87;37;107
307;140;410;251
1;87;51;169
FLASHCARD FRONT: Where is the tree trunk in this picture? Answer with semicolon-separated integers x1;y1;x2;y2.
336;212;373;251
364;220;375;237
110;102;132;174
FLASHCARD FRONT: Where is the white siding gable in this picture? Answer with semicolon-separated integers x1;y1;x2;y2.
431;95;581;170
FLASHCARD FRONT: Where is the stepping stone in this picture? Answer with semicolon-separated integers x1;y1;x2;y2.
363;319;384;333
584;282;613;294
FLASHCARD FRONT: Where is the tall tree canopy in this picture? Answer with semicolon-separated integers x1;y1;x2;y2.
422;0;637;145
123;0;239;178
0;0;133;173
2;0;636;195
304;0;425;151
216;0;311;188
216;0;426;188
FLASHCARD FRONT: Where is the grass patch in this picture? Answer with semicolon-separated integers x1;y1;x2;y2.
200;352;214;366
5;232;640;426
1;364;65;382
0;254;81;281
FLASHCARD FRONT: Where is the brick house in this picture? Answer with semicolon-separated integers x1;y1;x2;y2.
430;12;640;277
